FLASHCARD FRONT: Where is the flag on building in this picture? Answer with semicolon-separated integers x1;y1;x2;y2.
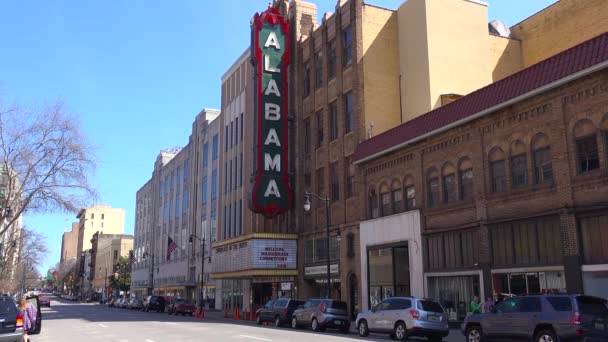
167;236;177;261
129;250;135;271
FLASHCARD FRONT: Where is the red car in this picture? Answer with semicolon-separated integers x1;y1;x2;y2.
167;298;196;316
39;295;51;307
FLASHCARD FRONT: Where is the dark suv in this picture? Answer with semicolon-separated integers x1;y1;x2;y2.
143;295;165;313
256;298;305;327
0;296;23;341
462;294;608;342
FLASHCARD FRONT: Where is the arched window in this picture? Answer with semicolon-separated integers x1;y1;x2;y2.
531;133;553;184
574;119;599;174
404;176;416;210
442;163;457;203
458;157;474;201
380;183;392;216
391;180;403;213
510;140;528;188
427;168;439;208
489;147;506;193
368;188;378;219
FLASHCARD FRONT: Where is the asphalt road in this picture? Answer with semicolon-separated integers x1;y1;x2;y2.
34;295;465;342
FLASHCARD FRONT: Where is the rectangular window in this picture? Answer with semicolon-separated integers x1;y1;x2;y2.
534;147;553;184
330;162;339;202
381;192;392;216
316;168;325;197
101;214;104;220
427;178;439;208
315;51;323;88
460;169;474;200
234;118;238;146
393;189;403;213
305;240;314;263
224;162;228;193
240;113;244;142
406;185;415;210
344;92;354;134
203;143;209;167
228;160;232;192
576;135;599;173
239;153;243;187
201;176;207;204
176;166;181;186
443;173;457;203
211;170;217;200
345;158;354;198
91;213;94;219
223;206;227;239
328;40;336;79
225;125;229;151
304;119;311;154
304;62;311;97
490;160;507;193
316;111;324;147
212;135;219;160
511;154;528;188
343;26;352;66
233;156;237;190
329;102;338;141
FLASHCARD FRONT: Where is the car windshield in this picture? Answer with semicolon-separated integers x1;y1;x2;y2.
418;300;444;313
577;296;608;316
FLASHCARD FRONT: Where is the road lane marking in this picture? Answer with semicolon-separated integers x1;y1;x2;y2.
237;335;272;341
165;322;177;325
145;340;155;342
98;323;109;328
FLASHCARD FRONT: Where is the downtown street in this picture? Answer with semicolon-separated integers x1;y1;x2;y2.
36;295;464;342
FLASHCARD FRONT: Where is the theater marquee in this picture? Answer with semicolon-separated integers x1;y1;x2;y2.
250;8;292;218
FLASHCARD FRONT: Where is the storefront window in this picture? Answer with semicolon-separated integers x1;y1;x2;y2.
583;271;608;300
427;275;480;322
368;245;410;308
492;271;565;296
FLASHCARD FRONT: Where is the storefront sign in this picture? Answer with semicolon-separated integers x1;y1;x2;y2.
304;264;339;277
250;7;292;218
252;239;296;269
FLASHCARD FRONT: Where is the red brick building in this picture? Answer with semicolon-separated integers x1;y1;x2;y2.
353;33;608;321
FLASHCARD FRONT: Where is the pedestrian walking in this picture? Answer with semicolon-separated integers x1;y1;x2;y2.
469;295;481;315
18;297;36;342
482;296;494;313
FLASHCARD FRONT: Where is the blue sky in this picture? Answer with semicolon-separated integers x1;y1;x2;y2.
0;0;556;273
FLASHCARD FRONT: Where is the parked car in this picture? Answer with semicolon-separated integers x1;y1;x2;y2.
256;298;305;327
291;298;350;333
356;297;448;341
39;294;51;307
143;295;165;313
167;298;196;316
0;296;24;341
462;294;608;342
128;298;143;310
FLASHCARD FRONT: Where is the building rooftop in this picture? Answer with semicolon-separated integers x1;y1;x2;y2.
353;32;608;164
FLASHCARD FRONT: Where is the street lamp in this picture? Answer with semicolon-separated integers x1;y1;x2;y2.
189;233;211;308
303;191;332;299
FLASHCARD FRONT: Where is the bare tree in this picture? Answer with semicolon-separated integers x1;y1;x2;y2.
0;99;97;237
0;228;48;293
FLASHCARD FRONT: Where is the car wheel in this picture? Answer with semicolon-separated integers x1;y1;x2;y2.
466;325;483;342
274;316;281;327
535;329;557;342
311;318;320;331
394;321;407;341
358;319;369;337
256;315;262;325
291;316;298;329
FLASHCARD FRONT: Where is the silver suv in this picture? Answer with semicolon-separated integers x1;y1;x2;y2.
462;294;608;342
291;299;350;333
356;297;449;341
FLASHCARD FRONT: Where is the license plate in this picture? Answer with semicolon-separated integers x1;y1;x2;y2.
334;320;342;325
594;322;605;330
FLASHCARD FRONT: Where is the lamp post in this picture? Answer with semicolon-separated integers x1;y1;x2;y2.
304;191;332;299
189;234;211;308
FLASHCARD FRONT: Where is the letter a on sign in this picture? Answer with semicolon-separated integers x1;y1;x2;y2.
250;7;292;218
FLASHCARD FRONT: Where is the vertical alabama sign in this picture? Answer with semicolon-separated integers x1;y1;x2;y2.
250;8;292;218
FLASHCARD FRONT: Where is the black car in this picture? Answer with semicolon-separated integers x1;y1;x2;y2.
256;298;305;327
463;294;608;342
143;295;165;313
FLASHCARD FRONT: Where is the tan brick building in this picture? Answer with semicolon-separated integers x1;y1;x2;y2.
354;34;608;323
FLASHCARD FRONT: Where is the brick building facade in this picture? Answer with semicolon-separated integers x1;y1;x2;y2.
354;33;608;321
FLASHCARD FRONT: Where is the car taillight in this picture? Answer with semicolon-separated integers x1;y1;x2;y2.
409;309;420;319
16;313;23;329
570;312;582;325
319;302;326;313
282;308;289;316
